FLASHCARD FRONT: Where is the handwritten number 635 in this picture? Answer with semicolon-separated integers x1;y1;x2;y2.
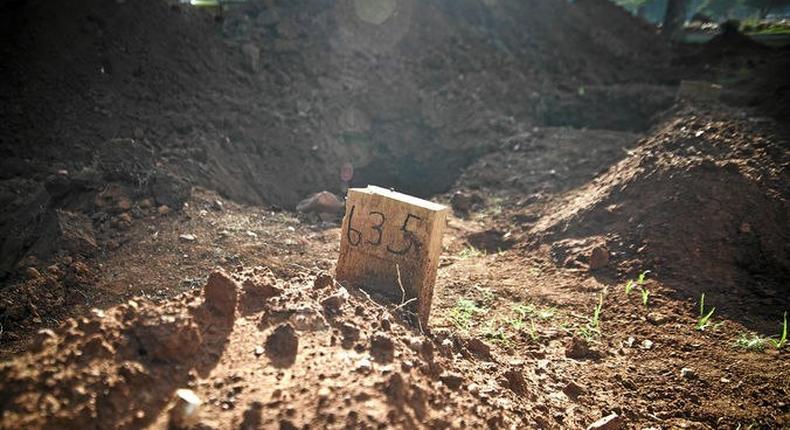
346;205;422;256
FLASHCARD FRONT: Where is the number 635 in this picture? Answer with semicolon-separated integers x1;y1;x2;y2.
345;205;422;256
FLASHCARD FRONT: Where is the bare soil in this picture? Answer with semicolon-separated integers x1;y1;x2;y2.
1;1;789;429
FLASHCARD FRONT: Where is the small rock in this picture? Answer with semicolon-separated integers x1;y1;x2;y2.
586;413;623;430
680;367;696;379
563;381;585;398
179;234;196;242
356;357;372;373
265;323;299;367
26;267;43;280
340;322;360;347
440;371;464;390
254;346;264;356
565;337;602;360
168;389;202;429
321;293;345;316
370;332;395;363
588;246;610;271
646;312;670;325
465;337;492;360
204;270;238;317
158;205;171;215
296;191;345;214
640;339;654;350
211;199;224;211
313;272;334;289
502;368;528;395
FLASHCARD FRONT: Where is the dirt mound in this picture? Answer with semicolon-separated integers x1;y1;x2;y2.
0;268;550;429
529;106;789;328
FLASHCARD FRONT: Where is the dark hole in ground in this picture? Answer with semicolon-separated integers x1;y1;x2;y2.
349;150;481;198
466;230;515;253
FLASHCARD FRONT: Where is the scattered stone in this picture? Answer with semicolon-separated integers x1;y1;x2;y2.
179;234;197;242
340;322;360;347
168;388;203;429
640;339;654;350
563;381;585;399
158;205;172;215
370;332;395;363
501;368;528;395
680;367;696;379
465;337;492;360
211;199;224;211
30;210;98;259
204;270;239;317
321;293;346;316
565;337;602;360
265;323;299;367
356;357;372;374
139;198;154;209
588;245;610;271
450;191;482;213
254;346;264;357
290;306;328;331
440;371;464;390
646;312;670;325
313;272;334;289
586;413;623;430
25;267;43;280
295;191;345;214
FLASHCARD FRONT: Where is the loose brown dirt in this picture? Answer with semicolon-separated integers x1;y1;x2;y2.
1;1;789;429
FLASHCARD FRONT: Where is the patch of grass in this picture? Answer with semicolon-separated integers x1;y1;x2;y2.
448;298;487;332
733;333;768;352
512;303;557;321
480;319;511;346
624;280;636;295
768;312;787;350
696;293;716;331
458;246;486;259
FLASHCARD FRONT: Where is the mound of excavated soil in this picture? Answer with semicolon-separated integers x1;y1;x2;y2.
529;106;789;328
0;268;549;429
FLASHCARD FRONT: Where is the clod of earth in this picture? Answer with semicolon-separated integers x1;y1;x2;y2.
264;323;299;367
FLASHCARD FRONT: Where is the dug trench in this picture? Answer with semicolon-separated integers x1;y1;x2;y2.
2;0;790;429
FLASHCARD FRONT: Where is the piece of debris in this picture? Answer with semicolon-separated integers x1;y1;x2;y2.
680;367;697;379
640;339;654;350
586;413;623;430
179;234;197;242
169;388;203;429
313;272;334;289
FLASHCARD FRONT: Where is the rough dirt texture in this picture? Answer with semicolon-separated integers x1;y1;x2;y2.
1;0;789;429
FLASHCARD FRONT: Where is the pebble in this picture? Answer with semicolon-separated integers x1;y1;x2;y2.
168;388;202;429
681;367;696;379
179;234;196;242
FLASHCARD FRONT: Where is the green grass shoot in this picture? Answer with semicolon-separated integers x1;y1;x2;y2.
625;280;635;295
641;288;650;307
768;311;787;350
449;298;487;332
696;293;716;331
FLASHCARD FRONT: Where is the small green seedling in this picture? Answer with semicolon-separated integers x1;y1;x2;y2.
733;333;768;352
592;293;603;330
625;270;650;295
641;288;650;308
696;293;716;331
459;246;486;259
526;319;539;342
624;280;636;295
768;312;787;350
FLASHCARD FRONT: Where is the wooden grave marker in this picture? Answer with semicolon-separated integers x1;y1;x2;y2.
335;185;448;327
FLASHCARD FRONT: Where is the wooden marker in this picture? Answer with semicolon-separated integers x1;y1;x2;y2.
336;185;448;327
